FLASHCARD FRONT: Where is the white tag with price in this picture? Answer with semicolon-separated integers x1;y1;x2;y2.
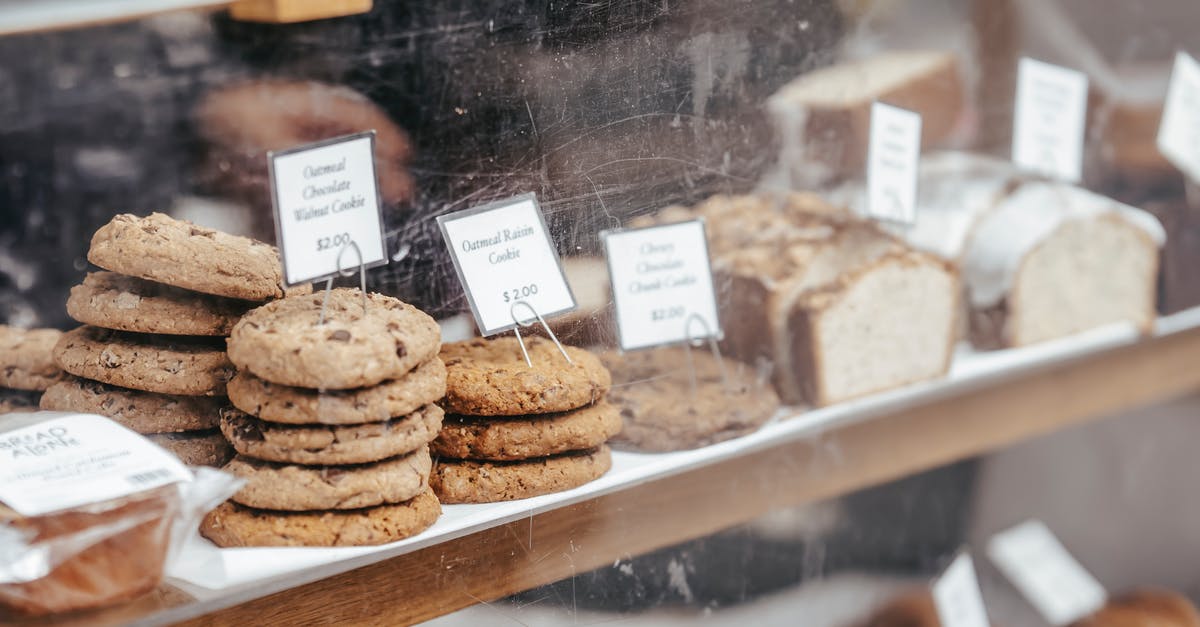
932;553;990;627
438;193;577;335
602;220;721;351
1158;51;1200;184
1012;57;1089;182
867;101;922;224
987;520;1107;625
269;131;388;286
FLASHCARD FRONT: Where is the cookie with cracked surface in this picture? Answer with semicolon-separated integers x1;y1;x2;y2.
440;337;611;416
431;445;612;504
200;489;441;547
432;402;621;461
0;325;64;391
52;326;234;396
600;348;779;452
39;377;222;433
226;358;446;425
224;447;431;511
148;430;234;467
0;389;41;414
67;271;256;336
227;289;441;390
219;405;443;465
87;212;310;301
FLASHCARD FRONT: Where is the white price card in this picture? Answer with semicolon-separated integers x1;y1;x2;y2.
601;220;721;351
269;131;388;286
1158;51;1200;184
932;553;990;627
438;193;576;335
0;413;192;516
867;101;922;224
1012;57;1089;182
987;520;1107;626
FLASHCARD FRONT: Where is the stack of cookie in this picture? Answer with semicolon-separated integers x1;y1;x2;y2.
0;326;64;413
431;336;618;504
41;212;306;466
201;288;445;547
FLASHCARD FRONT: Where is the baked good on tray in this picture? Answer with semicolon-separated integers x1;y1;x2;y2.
1072;589;1200;627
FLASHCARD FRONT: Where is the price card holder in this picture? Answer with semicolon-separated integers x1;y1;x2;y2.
987;520;1107;626
269;131;388;286
932;553;990;627
1158;51;1200;184
1012;57;1089;182
601;220;721;352
437;193;577;336
867;101;922;224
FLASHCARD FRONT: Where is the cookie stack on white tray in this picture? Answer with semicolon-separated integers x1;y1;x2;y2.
201;288;446;547
41;213;305;466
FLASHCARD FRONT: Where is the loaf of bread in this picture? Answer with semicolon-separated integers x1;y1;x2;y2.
855;590;941;627
1071;589;1200;627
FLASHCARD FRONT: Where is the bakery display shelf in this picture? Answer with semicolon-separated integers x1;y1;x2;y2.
19;307;1200;627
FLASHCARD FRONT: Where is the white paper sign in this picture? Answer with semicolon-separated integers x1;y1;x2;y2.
1158;51;1200;184
867;101;922;224
933;553;990;627
987;520;1107;625
438;194;576;335
602;220;720;351
0;413;192;516
269;132;388;286
1012;57;1089;182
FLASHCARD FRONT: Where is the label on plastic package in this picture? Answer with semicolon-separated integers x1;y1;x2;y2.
437;193;577;335
1012;57;1088;183
932;553;990;627
1158;51;1200;184
269;131;388;286
867;101;922;224
0;414;192;516
987;520;1107;625
602;220;721;351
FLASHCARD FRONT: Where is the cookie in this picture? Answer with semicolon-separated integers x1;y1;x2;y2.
227;289;441;389
226;358;446;425
52;326;234;396
601;348;779;452
431;445;612;504
200;489;441;547
225;447;432;511
67;271;255;336
148;430;234;467
39;377;222;433
219;405;443;465
432;402;621;461
0;389;41;414
87;212;310;301
440;337;611;416
0;325;64;391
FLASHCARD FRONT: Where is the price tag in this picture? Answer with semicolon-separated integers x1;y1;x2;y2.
1011;57;1089;182
1158;51;1200;184
867;101;922;224
932;553;990;627
269;131;388;286
986;520;1107;625
437;193;576;335
601;220;721;351
0;413;192;516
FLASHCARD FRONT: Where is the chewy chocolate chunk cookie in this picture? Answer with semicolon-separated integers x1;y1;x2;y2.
431;446;612;504
440;337;611;416
52;326;234;396
67;271;255;336
0;325;64;391
148;430;234;467
227;289;441;390
40;377;222;433
432;402;621;461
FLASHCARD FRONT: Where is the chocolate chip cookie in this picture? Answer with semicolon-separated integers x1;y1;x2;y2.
39;377;222;433
148;430;234;467
0;325;64;391
432;402;621;461
67;271;255;336
431;445;612;504
52;326;234;396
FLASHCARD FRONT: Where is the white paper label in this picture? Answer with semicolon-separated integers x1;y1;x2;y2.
438;194;576;335
1158;51;1200;184
987;520;1107;625
602;220;721;351
867;101;922;224
269;132;388;286
0;413;192;516
933;553;990;627
1012;57;1088;182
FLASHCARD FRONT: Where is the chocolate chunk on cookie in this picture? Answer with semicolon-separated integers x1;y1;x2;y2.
432;402;621;461
40;377;223;433
431;446;612;504
227;358;446;425
225;447;431;511
227;289;441;390
440;337;611;416
0;325;64;391
53;326;234;396
67;271;255;336
148;430;234;467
